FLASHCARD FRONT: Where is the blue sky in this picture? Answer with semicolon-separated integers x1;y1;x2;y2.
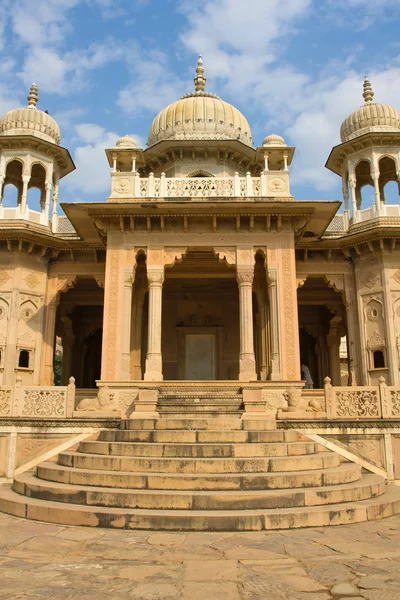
1;0;400;208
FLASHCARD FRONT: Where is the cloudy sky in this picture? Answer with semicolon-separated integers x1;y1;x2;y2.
1;0;400;207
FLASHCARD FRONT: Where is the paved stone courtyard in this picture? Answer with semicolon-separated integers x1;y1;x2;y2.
1;512;400;599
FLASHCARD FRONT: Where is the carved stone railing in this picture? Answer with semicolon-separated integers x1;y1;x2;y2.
324;376;400;419
0;377;76;418
109;171;291;200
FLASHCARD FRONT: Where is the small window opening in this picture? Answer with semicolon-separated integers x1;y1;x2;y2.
18;350;29;368
373;350;385;369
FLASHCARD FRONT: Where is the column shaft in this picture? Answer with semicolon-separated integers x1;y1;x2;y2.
237;269;257;381
268;270;280;379
121;268;135;379
144;269;164;381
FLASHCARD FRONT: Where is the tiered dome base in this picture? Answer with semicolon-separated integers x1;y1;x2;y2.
1;417;400;530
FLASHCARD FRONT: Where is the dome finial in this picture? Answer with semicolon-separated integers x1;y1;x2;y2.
194;55;206;92
27;83;38;108
363;76;374;104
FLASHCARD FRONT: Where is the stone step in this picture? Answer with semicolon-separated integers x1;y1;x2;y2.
12;472;384;511
99;429;300;444
1;482;400;530
121;418;277;431
77;440;320;459
58;451;340;473
37;461;362;491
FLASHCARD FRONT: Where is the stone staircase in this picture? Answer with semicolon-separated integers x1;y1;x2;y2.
158;385;243;417
1;416;400;530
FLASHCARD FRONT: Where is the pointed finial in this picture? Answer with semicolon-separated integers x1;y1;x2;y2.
363;76;374;104
194;55;206;92
27;83;38;108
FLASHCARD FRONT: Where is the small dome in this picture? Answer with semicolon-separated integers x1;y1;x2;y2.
0;84;61;145
148;56;253;148
340;77;400;142
116;135;137;148
262;133;286;147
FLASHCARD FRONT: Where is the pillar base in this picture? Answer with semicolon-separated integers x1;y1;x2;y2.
239;355;257;381
144;354;163;382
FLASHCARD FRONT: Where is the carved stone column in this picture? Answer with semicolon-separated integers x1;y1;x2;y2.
42;296;59;385
144;269;164;381
20;174;30;214
327;317;342;386
371;171;382;214
61;316;75;385
267;269;280;380
349;177;357;223
121;266;136;379
237;268;257;381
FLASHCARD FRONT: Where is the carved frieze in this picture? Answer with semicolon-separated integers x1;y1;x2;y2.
335;389;379;418
21;389;66;417
0;388;12;416
23;272;40;290
0;270;11;287
362;271;380;290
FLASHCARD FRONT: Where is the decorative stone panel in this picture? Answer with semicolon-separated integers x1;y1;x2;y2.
21;387;67;417
0;387;12;416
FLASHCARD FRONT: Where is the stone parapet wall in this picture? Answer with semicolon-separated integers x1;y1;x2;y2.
0;377;75;419
324;377;400;419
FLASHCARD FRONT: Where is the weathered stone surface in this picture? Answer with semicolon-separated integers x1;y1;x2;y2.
0;512;400;600
331;582;361;596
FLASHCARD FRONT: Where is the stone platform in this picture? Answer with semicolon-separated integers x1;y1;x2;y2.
1;416;400;530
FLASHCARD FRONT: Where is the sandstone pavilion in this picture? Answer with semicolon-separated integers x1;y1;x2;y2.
1;59;400;530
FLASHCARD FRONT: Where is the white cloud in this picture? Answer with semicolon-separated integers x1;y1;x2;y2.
118;49;186;115
287;68;400;191
64;123;144;196
178;0;400;193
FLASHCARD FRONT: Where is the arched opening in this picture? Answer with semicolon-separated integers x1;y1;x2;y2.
2;184;20;208
18;350;30;368
373;350;385;369
161;249;239;380
55;277;104;388
298;277;348;388
28;163;46;212
1;160;23;207
355;160;374;210
379;156;399;204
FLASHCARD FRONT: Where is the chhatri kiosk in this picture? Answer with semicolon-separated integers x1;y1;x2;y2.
1;59;400;529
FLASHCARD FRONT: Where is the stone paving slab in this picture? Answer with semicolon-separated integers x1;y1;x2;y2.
0;512;400;599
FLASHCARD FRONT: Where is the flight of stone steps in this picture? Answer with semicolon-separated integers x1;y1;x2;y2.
1;416;400;530
158;386;243;417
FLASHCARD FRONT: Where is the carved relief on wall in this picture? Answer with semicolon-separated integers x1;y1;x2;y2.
19;299;38;323
392;269;400;285
164;248;187;268
213;247;236;266
21;389;66;417
335;389;379;417
362;271;380;290
0;388;12;416
23;272;41;290
178;313;223;327
268;177;285;193
0;270;11;287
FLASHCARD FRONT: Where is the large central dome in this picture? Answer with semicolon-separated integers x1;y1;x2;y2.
147;57;253;148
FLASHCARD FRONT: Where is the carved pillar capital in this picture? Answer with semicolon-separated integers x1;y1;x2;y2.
236;268;254;286
147;269;164;286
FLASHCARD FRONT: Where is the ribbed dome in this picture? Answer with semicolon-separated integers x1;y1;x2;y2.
340;77;400;142
263;133;286;146
147;57;253;148
0;84;61;145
